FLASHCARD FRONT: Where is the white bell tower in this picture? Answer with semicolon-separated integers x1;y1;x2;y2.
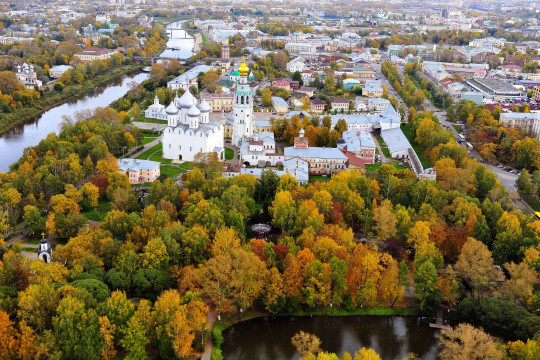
231;55;254;147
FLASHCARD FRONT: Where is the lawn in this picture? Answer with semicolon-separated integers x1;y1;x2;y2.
142;136;159;145
365;162;405;172
201;32;210;45
381;147;391;158
149;150;173;164
401;123;433;168
309;175;331;182
24;237;43;244
82;201;112;222
225;147;234;160
137;143;162;160
178;162;194;170
160;165;186;178
376;136;386;147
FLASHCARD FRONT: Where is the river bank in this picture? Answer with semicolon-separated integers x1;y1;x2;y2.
0;63;146;135
211;306;419;360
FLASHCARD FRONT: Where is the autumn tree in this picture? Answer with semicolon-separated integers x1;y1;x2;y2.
202;70;220;92
270;191;296;232
455;238;502;299
439;323;504;360
503;262;538;303
291;331;321;357
198;248;267;312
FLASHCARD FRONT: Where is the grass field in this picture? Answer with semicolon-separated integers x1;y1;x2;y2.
381;147;391;158
201;32;210;45
137;143;162;160
160;165;186;178
149;150;173;164
142;136;159;145
82;201;112;221
365;162;405;172
225;147;234;160
401;124;433;168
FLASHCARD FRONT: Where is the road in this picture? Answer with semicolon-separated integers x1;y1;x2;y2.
375;59;518;193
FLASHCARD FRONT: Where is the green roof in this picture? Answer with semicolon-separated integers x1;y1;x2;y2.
231;70;240;76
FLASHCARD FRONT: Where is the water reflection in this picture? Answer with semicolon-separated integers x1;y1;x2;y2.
221;316;439;360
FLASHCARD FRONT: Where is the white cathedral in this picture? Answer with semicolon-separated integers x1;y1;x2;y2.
149;56;254;161
161;89;225;161
231;56;254;146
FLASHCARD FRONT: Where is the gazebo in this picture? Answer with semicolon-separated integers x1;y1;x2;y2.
251;223;271;240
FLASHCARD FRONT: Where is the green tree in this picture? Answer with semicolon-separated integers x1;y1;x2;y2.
22;205;45;236
54;296;103;360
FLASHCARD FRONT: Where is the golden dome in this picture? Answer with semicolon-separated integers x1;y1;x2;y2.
238;55;249;77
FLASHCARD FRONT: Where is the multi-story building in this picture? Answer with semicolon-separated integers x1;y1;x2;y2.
337;130;376;165
201;93;235;112
48;65;72;79
240;132;283;166
118;159;160;184
362;80;384;98
284;130;349;175
271;96;289;113
285;42;317;54
499;112;540;137
286;57;306;73
310;98;326;114
368;98;391;112
73;48;118;62
167;65;216;91
330;97;350;113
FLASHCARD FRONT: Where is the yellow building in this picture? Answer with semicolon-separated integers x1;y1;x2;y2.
74;48;119;62
201;93;235;112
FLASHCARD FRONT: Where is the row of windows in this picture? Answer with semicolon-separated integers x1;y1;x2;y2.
168;144;203;153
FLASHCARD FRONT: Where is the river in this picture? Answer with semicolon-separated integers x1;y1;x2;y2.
160;20;196;59
0;72;148;172
222;316;440;360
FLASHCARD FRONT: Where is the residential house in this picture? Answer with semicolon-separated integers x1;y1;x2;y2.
118;159;161;184
330;97;350;113
310;98;326;114
362;80;383;97
271;96;289;113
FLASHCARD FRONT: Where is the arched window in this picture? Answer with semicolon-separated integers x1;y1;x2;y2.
241;95;245;105
246;96;250;104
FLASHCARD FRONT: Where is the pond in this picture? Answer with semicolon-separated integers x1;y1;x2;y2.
222;316;439;360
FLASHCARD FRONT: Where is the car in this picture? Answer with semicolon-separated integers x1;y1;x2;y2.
479;159;484;163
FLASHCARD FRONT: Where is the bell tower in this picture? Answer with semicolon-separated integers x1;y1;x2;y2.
231;55;254;146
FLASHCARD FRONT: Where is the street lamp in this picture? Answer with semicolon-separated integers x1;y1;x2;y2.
201;327;207;348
